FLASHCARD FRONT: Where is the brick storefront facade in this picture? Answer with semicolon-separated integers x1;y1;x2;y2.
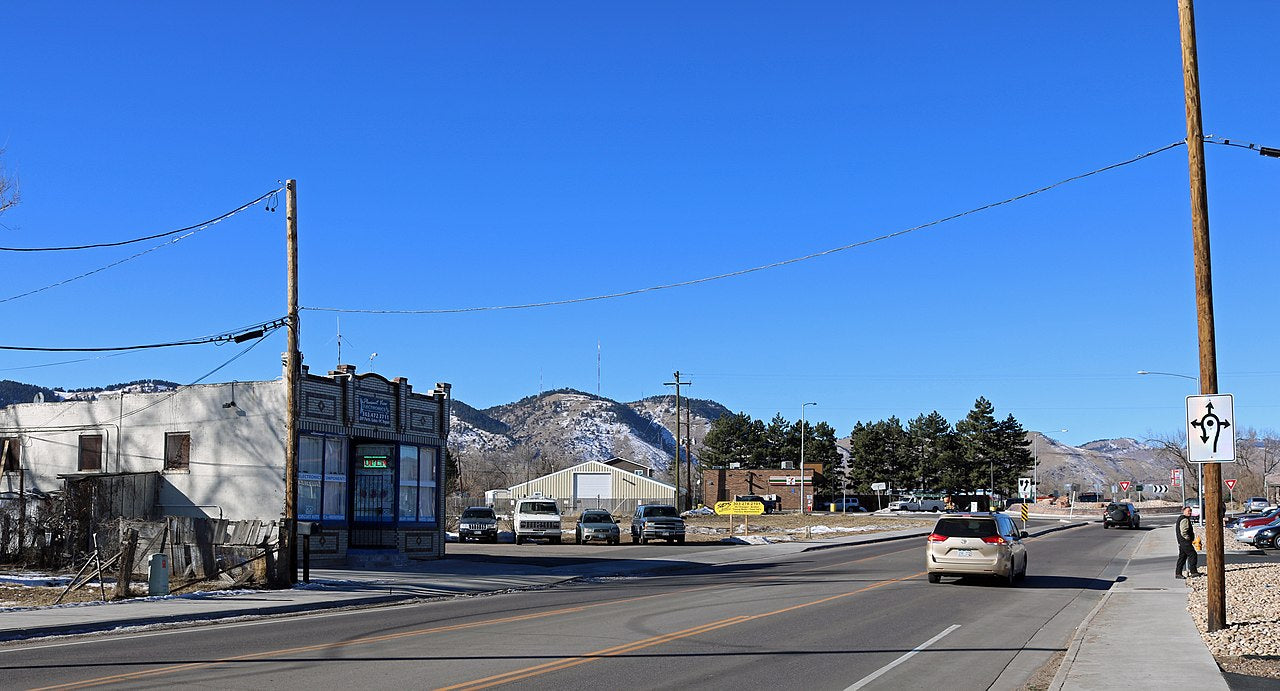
702;468;820;512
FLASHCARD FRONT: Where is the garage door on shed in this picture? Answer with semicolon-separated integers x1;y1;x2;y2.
573;472;612;508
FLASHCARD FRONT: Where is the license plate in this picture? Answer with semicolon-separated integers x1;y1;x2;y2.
956;549;973;557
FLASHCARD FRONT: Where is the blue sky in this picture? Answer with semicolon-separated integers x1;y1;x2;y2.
3;3;1277;446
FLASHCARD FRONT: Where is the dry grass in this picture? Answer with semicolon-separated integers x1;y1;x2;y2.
664;512;924;542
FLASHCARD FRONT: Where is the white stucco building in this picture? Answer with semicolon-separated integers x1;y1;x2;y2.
0;364;451;563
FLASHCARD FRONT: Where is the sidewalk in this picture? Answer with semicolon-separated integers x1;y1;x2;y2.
1052;523;1228;690
0;520;1084;644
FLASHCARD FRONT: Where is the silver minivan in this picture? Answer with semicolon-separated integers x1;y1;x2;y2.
926;513;1027;585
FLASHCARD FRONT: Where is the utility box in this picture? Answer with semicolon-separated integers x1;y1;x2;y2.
148;553;170;596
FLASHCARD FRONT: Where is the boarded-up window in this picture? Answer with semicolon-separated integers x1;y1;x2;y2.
78;434;103;471
1;437;19;473
164;432;191;471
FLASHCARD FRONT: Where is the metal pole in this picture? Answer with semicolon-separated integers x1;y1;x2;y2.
1178;0;1226;633
800;403;817;518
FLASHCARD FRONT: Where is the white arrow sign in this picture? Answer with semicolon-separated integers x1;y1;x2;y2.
1017;477;1033;499
1186;394;1236;463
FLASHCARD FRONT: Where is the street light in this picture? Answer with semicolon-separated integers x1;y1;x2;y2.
1137;369;1203;525
800;402;817;517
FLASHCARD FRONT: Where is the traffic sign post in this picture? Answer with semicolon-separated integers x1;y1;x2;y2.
1187;394;1236;463
1017;477;1033;499
1119;480;1131;493
1225;478;1237;503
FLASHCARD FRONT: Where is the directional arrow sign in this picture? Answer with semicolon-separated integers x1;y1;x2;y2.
1186;394;1236;463
1018;477;1033;499
1119;481;1131;492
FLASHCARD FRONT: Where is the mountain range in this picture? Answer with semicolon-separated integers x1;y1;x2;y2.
448;388;1182;493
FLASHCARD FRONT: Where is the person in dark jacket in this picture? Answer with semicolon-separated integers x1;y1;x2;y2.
1175;506;1200;578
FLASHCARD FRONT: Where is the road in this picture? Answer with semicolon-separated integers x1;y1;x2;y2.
0;519;1156;690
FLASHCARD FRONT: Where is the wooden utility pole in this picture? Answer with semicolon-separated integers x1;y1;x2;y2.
1178;0;1226;632
664;372;689;509
282;179;301;586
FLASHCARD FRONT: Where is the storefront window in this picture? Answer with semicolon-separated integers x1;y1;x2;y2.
300;435;347;521
398;445;437;522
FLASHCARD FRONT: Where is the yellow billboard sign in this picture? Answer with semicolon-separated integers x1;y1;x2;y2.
715;500;765;516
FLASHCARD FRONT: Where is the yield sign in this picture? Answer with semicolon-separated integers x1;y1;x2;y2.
1119;481;1132;492
1225;478;1237;491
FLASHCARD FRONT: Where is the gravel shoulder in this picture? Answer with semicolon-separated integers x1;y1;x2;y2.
1185;526;1280;680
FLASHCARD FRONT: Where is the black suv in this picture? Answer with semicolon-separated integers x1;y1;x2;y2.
1102;502;1140;529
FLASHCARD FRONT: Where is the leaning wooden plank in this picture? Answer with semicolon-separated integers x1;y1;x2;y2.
169;551;268;594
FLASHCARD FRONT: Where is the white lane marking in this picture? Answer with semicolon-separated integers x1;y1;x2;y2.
844;624;961;691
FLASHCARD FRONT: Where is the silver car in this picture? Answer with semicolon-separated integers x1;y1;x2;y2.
575;509;620;545
926;513;1028;585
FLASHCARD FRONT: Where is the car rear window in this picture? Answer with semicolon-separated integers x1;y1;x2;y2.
932;518;998;538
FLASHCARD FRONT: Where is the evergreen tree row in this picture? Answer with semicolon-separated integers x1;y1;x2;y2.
699;412;842;492
699;397;1033;497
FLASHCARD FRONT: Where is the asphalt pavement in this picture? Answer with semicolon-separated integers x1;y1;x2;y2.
0;514;1237;690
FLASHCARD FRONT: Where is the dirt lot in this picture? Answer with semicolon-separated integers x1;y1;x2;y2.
674;512;923;542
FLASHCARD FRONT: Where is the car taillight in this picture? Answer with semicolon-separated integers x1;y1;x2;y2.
928;533;948;542
981;536;1006;544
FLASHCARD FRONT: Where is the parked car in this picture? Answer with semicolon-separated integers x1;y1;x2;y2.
1102;502;1140;529
457;506;499;543
822;497;863;512
1230;507;1280;530
889;496;947;512
925;513;1028;586
512;494;563;545
574;509;620;545
1245;497;1271;512
631;504;686;544
1234;516;1280;545
1252;524;1280;550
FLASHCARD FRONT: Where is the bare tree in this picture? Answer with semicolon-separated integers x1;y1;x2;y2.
0;149;17;216
1147;431;1194;495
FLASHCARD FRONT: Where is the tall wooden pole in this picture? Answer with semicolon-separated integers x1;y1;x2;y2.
282;179;300;585
1177;0;1226;632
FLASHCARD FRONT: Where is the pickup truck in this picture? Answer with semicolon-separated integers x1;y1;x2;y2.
888;497;947;512
512;494;563;544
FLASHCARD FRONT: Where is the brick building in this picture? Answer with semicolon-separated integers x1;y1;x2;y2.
702;467;820;511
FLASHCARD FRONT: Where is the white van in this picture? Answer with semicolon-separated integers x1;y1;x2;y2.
512;494;563;544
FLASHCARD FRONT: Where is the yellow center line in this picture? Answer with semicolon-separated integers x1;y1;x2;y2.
33;540;934;691
436;570;925;691
28;584;721;691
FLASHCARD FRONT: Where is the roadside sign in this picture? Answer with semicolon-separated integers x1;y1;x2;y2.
1172;468;1183;487
871;482;887;491
1111;485;1118;494
1149;484;1169;493
714;501;765;516
1225;478;1237;491
1020;504;1029;522
1017;477;1032;498
1186;394;1236;463
1119;481;1132;492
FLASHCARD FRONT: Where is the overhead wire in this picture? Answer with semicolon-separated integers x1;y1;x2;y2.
0;187;282;252
303;140;1187;315
0;316;288;353
0;187;281;305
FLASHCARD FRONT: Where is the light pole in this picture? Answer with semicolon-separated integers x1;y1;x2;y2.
800;402;817;516
1033;429;1068;502
1138;370;1203;525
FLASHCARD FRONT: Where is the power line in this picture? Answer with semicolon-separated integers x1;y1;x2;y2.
0;187;282;252
0;189;281;305
0;316;287;353
304;140;1186;316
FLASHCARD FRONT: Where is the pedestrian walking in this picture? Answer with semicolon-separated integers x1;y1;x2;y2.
1175;506;1200;578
